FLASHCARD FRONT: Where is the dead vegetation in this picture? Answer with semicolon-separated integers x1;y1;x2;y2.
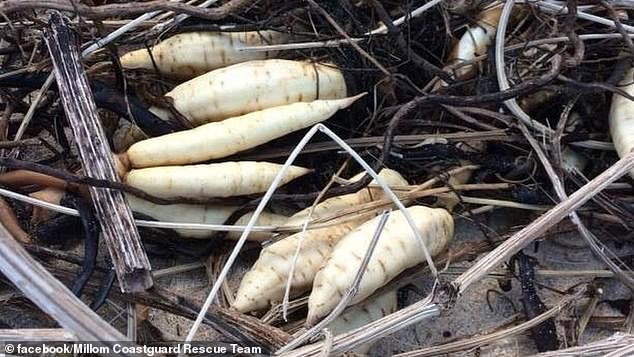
1;0;634;355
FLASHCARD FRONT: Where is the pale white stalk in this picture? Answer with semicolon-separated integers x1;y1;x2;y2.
124;94;364;168
306;206;454;325
120;30;288;79
231;169;408;313
124;161;310;199
609;67;634;178
148;59;347;126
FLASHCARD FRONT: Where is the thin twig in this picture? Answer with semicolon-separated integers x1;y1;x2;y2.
366;0;447;35
0;0;254;21
282;164;349;320
305;0;390;76
519;121;634;290
495;0;553;136
535;1;634;33
0;186;281;233
577;289;601;340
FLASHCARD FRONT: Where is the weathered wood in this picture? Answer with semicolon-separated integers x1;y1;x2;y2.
0;222;134;353
43;11;152;293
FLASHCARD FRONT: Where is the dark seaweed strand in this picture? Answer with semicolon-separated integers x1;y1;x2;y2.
90;269;116;311
69;194;101;298
0;70;176;136
513;251;559;352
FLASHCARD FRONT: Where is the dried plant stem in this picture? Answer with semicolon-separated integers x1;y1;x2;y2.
535;1;634;32
0;329;75;341
532;333;634;356
367;0;447;35
495;0;553;136
306;182;508;227
519;123;634;290
13;73;54;143
577;291;601;340
240;130;515;160
0;0;253;21
44;12;152;292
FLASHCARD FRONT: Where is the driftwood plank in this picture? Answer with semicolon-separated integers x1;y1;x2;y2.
0;222;134;352
43;11;152;292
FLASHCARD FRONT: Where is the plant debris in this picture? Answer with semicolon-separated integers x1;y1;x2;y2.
0;0;634;355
